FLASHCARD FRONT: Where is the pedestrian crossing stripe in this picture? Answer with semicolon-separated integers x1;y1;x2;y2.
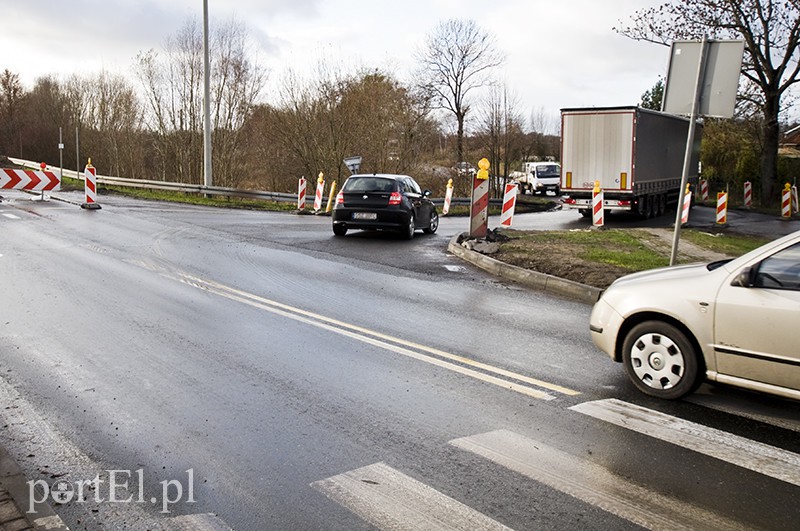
570;399;800;487
311;462;511;530
1;212;21;219
450;429;745;531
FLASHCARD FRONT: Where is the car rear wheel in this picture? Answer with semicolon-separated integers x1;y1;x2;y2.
403;214;415;239
622;321;701;400
333;224;347;237
423;210;439;234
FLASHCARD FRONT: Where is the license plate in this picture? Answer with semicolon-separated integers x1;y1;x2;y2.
353;212;377;220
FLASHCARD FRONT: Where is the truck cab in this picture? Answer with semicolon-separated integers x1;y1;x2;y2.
519;162;561;195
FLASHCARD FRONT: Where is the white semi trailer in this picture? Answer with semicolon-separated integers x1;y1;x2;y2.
560;106;701;218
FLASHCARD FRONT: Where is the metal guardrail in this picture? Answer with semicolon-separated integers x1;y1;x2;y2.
8;157;500;207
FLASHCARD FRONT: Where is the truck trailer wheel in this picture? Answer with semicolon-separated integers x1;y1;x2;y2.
657;194;667;216
579;208;591;218
648;196;657;218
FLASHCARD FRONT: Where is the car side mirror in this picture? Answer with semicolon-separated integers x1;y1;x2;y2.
732;266;755;287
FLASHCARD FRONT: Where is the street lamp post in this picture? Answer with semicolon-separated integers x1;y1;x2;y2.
203;0;212;189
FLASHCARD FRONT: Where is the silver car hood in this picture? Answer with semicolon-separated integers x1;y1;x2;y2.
608;262;712;289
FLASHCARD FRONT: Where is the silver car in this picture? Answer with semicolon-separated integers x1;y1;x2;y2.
590;229;800;400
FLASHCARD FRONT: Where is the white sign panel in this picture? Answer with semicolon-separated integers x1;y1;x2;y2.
662;40;745;119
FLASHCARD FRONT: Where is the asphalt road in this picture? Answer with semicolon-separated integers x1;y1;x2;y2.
0;190;798;530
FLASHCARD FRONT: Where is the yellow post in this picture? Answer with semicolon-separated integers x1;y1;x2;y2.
443;178;454;215
325;181;337;213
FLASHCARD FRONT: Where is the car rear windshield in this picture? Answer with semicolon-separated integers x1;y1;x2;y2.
343;177;396;193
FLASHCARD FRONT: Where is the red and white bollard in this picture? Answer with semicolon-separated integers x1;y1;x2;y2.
743;181;752;208
781;183;792;219
700;179;709;202
469;158;490;238
681;185;692;224
81;158;101;210
442;179;453;215
716;191;728;225
592;180;604;228
297;177;307;210
500;183;518;227
313;172;325;212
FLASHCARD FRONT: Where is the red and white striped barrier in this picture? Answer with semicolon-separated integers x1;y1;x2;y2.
1;168;61;191
314;172;324;211
743;181;752;208
442;179;453;215
792;185;799;214
592;181;604;227
297;177;307;210
700;179;709;202
500;183;518;227
781;184;792;218
681;186;691;224
81;159;101;210
469;158;490;238
716;191;727;224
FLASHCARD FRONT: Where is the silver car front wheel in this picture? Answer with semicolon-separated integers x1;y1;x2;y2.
622;321;701;400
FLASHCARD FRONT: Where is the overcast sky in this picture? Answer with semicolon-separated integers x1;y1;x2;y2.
1;0;674;129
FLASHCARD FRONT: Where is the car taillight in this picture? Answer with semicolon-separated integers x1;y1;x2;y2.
388;192;402;205
336;191;344;204
564;198;576;205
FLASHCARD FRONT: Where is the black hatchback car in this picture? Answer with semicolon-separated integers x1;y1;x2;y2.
332;174;439;239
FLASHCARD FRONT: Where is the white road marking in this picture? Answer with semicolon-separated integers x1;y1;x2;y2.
451;429;748;531
570;399;800;487
311;462;512;531
443;264;466;273
169;513;234;530
1;212;21;219
152;268;577;400
686;392;800;433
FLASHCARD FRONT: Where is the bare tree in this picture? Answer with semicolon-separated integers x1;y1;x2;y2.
136;17;266;185
82;72;144;177
616;0;800;204
478;84;525;197
246;65;440;193
415;19;504;167
0;70;25;157
23;76;70;164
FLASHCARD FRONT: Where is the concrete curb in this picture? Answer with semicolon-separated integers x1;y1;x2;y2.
447;232;603;305
0;445;69;530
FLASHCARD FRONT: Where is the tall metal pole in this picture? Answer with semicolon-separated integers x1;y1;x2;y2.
670;36;709;266
58;127;64;182
75;126;80;181
202;0;213;188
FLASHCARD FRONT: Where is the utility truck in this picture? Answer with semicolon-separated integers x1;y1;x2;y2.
514;161;561;195
560;106;701;218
